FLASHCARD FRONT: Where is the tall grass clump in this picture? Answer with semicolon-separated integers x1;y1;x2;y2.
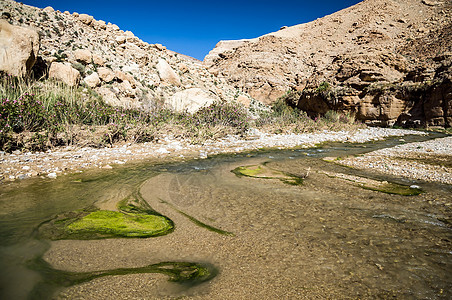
178;101;251;143
0;75;160;151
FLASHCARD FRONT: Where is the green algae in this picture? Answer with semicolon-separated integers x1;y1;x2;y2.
37;194;174;240
28;257;217;299
321;171;423;196
65;210;172;238
232;163;305;185
360;182;423;196
159;198;234;236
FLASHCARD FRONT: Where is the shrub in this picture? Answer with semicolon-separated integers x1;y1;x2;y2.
316;81;330;92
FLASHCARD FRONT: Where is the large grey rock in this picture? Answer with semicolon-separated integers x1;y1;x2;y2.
156;58;181;86
48;62;80;86
0;20;40;77
167;88;218;113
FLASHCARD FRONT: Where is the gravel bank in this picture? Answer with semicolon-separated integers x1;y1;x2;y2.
0;128;426;182
339;136;452;184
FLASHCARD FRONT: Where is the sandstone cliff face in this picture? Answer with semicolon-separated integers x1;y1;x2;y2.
204;0;451;127
0;0;249;113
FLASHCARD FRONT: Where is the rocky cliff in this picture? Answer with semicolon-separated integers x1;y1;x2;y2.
204;0;451;127
0;0;253;113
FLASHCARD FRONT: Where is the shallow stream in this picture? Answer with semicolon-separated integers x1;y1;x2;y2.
0;133;451;299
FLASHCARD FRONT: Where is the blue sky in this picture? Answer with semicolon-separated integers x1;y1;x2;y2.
21;0;362;60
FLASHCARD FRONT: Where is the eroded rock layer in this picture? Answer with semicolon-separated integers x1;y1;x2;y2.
204;0;452;127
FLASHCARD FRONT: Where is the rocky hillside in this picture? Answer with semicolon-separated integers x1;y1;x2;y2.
204;0;451;127
0;0;254;113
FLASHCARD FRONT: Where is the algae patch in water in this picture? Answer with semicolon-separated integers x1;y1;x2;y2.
360;182;422;196
159;198;234;236
66;210;172;238
37;195;174;240
232;163;306;185
29;258;217;299
321;171;423;196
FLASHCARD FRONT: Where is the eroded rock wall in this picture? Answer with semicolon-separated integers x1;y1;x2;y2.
204;0;452;126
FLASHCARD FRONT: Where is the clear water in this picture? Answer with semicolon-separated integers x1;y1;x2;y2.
0;134;450;299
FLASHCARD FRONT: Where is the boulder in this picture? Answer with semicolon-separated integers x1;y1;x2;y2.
178;63;189;73
73;49;92;64
156;58;181;86
153;43;166;51
92;54;104;66
78;14;93;25
115;70;136;87
43;6;54;13
49;62;80;86
0;20;40;77
106;24;120;32
93;20;107;30
115;70;128;82
83;72;100;88
97;67;115;82
237;95;251;108
97;87;120;106
115;36;126;44
167;88;218;113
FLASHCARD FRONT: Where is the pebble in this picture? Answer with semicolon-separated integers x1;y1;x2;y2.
47;173;57;179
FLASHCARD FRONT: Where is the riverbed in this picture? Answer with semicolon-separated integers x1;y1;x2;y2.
0;133;450;299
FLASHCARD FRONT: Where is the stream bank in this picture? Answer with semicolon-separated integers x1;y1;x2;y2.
0;127;427;182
